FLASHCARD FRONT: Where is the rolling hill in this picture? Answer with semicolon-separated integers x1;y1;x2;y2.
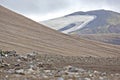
0;5;120;57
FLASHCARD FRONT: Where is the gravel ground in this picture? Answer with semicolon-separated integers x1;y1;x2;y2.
0;50;120;80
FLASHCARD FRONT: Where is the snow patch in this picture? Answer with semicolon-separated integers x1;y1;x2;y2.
41;15;96;34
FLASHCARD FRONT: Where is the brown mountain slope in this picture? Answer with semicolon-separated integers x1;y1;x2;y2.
0;6;120;57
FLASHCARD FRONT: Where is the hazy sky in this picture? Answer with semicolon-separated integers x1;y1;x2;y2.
0;0;120;21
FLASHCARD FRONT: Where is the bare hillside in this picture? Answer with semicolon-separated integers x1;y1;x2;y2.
0;6;120;57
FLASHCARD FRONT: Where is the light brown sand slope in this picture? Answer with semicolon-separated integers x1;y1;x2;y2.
0;6;120;57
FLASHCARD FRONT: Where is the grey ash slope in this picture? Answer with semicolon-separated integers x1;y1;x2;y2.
0;6;120;57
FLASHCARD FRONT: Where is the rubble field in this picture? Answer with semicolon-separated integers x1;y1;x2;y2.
0;50;120;80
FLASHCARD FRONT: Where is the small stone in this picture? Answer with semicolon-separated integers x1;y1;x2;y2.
64;65;79;72
5;75;8;78
15;69;25;75
99;76;104;80
84;78;91;80
57;77;64;80
44;70;51;73
26;68;35;74
79;68;85;72
7;69;15;74
17;59;21;62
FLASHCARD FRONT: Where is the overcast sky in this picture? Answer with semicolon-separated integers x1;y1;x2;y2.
0;0;120;21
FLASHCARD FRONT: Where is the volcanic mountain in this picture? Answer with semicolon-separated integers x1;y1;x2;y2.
0;6;120;57
43;10;120;34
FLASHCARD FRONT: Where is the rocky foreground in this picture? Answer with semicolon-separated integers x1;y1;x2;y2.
0;50;120;80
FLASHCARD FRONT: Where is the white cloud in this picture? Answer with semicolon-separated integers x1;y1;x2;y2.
0;0;120;21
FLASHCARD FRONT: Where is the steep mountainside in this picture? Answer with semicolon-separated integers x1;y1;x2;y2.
0;6;120;57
